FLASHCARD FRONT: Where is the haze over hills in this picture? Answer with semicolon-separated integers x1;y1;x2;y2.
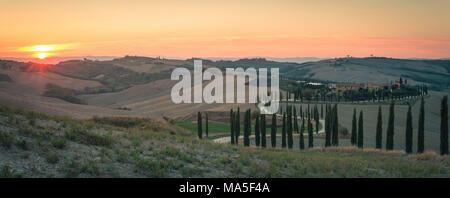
1;55;450;178
3;55;448;65
0;56;328;65
0;56;449;126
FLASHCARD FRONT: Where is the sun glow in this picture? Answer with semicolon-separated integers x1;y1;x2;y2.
35;53;49;59
16;43;77;60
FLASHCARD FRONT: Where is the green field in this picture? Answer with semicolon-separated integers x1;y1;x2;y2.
280;91;449;153
175;121;317;136
175;121;232;134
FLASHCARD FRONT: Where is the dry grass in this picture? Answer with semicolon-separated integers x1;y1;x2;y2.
1;104;449;178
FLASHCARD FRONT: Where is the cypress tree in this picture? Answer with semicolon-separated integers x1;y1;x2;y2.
282;113;287;148
441;96;448;155
243;110;248;146
197;112;202;139
205;112;209;138
308;111;313;148
247;109;251;146
230;109;235;144
307;104;310;120
255;113;260;147
261;114;267;148
376;106;382;149
321;104;324;119
386;101;395;150
244;109;250;147
287;106;293;149
325;106;331;147
300;105;303;119
236;107;240;144
314;106;319;135
293;106;298;134
418;97;425;153
351;108;357;146
271;114;277;148
405;105;413;154
332;104;339;146
294;113;299;137
249;110;252;144
300;116;305;149
357;110;364;149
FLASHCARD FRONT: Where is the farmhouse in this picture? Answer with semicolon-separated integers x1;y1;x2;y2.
335;82;361;92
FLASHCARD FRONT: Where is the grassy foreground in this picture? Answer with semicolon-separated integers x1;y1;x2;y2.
0;105;449;178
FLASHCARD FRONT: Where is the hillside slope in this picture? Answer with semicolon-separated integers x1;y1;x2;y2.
201;57;450;89
289;57;450;88
1;105;449;178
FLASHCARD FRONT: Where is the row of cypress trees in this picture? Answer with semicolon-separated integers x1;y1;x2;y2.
223;95;448;155
348;96;448;155
229;108;241;144
228;105;315;150
324;104;339;147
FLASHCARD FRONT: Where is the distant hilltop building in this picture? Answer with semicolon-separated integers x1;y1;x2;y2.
335;82;361;92
364;82;392;90
332;81;395;92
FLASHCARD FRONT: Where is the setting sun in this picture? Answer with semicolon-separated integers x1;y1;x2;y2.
15;44;77;60
35;53;49;59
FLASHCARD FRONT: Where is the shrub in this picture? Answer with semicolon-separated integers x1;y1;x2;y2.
28;119;36;126
15;139;28;150
62;160;81;177
45;153;60;164
65;127;113;147
51;138;67;149
92;116;143;128
134;158;168;177
0;132;13;148
0;165;25;178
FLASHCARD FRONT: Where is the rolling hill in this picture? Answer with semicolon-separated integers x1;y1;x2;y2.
1;105;449;178
0;56;448;152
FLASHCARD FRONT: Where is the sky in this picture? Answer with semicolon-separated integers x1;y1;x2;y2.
1;0;450;60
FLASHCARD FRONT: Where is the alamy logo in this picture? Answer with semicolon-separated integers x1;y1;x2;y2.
170;60;280;114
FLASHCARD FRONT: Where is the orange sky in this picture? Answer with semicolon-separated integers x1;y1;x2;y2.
1;0;450;59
